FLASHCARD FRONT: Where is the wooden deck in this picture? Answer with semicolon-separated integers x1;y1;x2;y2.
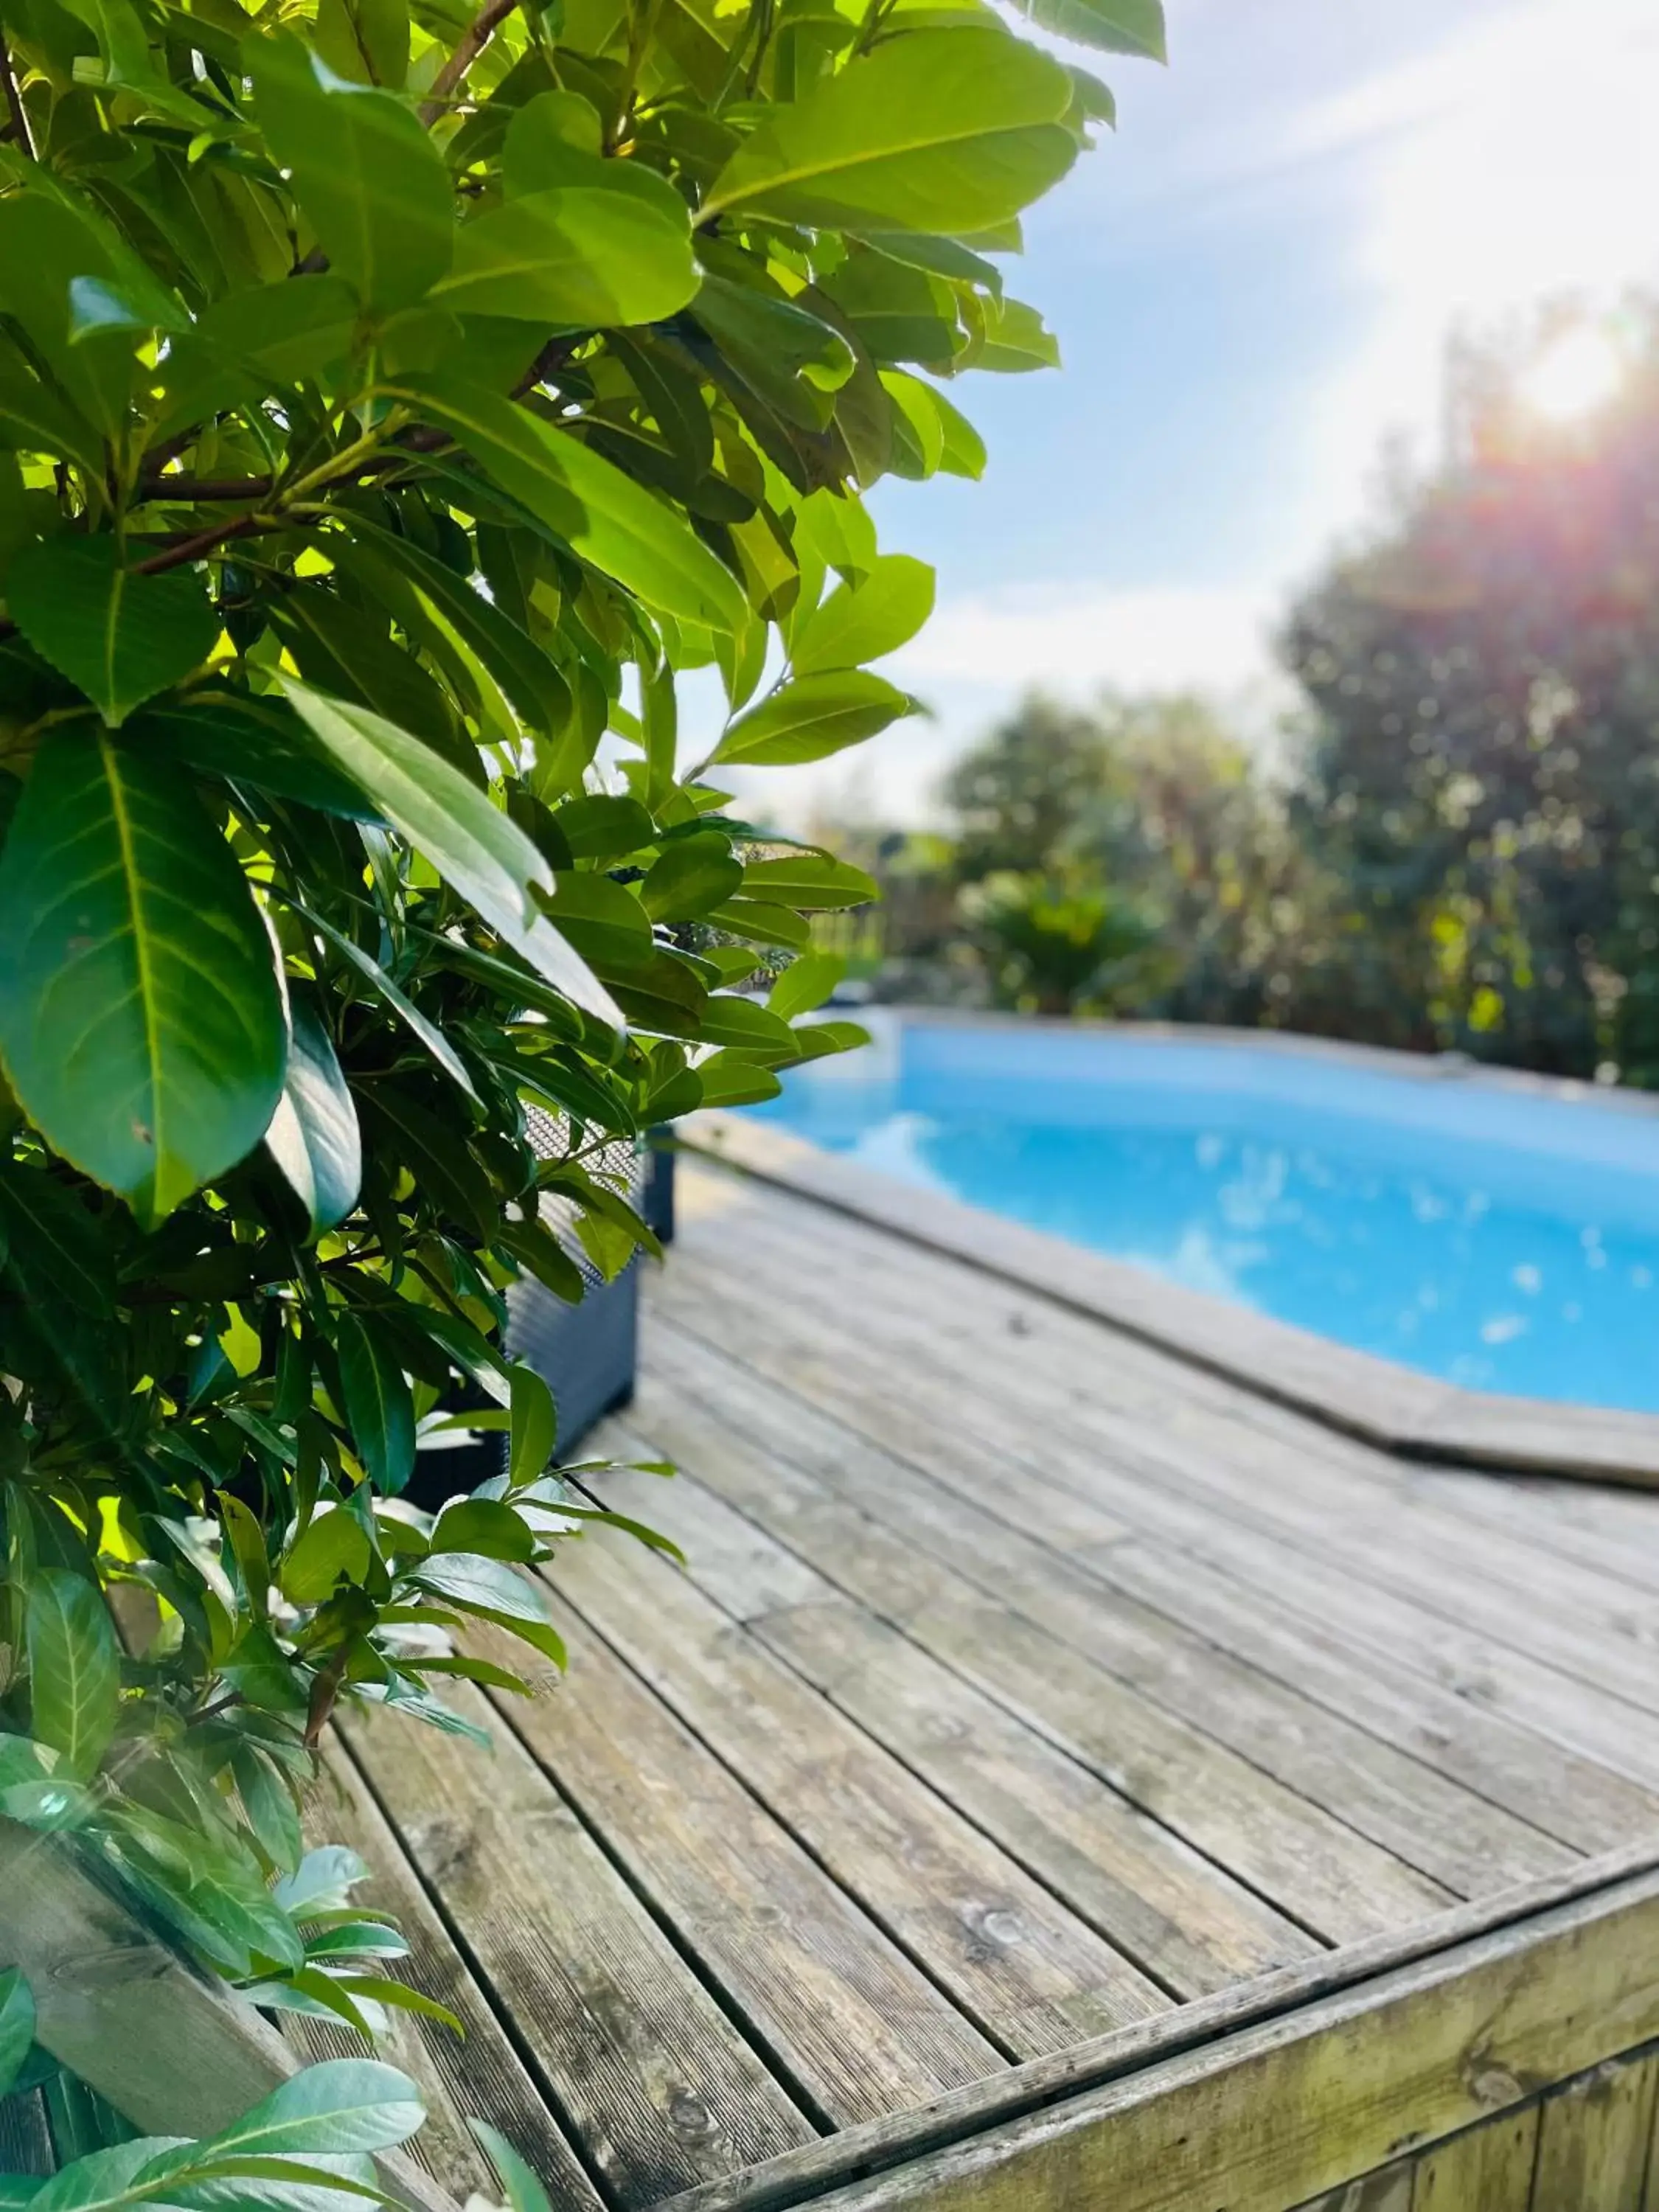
314;1152;1659;2211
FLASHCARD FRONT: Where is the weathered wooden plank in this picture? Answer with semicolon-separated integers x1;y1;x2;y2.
660;1219;1659;1683
1409;1464;1659;1605
1531;2053;1659;2210
696;1194;1659;1674
624;1348;1491;1932
650;1259;1659;1774
465;1603;1006;2125
681;1114;1659;1486
1085;1534;1659;1854
586;1441;1315;1997
639;1311;1659;1810
1292;2162;1413;2211
1410;2106;1539;2208
1067;1481;1659;1798
751;1867;1659;2212
672;1175;1659;1652
544;1504;1172;2053
678;1116;1455;1457
341;1691;816;2211
650;1841;1659;2212
296;1742;605;2211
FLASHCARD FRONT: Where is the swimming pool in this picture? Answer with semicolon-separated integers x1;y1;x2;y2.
749;1016;1659;1413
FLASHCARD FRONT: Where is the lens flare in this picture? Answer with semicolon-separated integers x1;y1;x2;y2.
1517;325;1625;422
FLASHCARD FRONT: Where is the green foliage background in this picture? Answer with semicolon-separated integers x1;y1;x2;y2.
854;307;1659;1081
0;0;1155;2098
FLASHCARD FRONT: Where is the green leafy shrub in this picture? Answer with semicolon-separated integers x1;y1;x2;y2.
0;0;1150;2136
963;868;1156;1015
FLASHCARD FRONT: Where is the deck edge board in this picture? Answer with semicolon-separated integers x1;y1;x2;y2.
648;1837;1659;2212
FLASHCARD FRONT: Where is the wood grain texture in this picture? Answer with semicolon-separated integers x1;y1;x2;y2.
659;1200;1659;1685
1293;2164;1413;2211
587;1436;1315;1998
464;1603;1006;2125
1531;2053;1659;2210
1410;2107;1540;2208
650;1845;1659;2212
680;1111;1659;1485
691;1188;1659;1677
341;1690;816;2211
772;1868;1659;2212
543;1503;1172;2053
657;1178;1659;1823
621;1343;1458;1941
296;1740;604;2211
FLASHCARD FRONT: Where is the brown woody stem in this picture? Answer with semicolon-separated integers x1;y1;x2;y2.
417;0;520;125
131;512;268;575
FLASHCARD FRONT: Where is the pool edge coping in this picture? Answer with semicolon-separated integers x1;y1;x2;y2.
682;1107;1659;1490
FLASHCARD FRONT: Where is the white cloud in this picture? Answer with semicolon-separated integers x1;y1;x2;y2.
714;583;1290;831
891;581;1278;696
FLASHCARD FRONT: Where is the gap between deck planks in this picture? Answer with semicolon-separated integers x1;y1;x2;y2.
295;1158;1659;2212
655;1164;1659;1788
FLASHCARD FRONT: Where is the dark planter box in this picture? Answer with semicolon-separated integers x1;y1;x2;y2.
408;1117;656;1506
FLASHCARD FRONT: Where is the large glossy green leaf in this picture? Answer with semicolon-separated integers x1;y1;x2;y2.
282;684;620;1025
696;995;799;1058
791;553;934;672
881;369;986;480
712;670;912;766
313;0;410;86
701;30;1076;234
26;1570;120;1778
330;514;571;742
333;1310;416;1493
394;375;748;634
408;1551;565;1666
0;191;183;437
253;34;453;310
508;1361;557;1485
537;872;655;975
179;2062;425;2163
0;730;288;1223
767;950;846;1020
264;995;362;1232
1012;0;1165;57
150;277;361;444
472;2122;555;2212
692;1049;782;1107
968;294;1061;373
0;1161;129;1438
280;1509;372;1605
0;353;105;481
436;185;698;327
26;2135;191;2212
0;1969;35;2100
133;695;381;821
689;276;855;425
7;538;218;727
639;832;743;921
740;852;878;908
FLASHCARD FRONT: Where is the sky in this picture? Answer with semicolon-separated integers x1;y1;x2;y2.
714;0;1659;826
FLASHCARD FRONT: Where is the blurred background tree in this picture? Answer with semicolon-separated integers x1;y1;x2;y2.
825;298;1659;1085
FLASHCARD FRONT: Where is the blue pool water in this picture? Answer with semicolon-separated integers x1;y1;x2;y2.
750;1018;1659;1412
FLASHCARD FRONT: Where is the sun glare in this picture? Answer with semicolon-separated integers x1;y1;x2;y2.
1517;325;1626;422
